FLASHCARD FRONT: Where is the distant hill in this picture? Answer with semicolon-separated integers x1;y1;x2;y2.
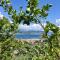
18;30;44;33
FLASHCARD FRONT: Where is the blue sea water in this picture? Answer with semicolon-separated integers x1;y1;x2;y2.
16;31;43;39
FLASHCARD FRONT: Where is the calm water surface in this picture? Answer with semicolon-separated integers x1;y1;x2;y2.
16;31;43;39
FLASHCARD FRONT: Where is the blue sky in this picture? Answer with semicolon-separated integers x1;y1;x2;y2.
0;0;60;31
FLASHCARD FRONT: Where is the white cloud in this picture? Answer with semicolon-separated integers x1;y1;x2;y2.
42;23;46;27
18;23;46;31
9;20;13;23
56;19;60;23
0;12;3;20
56;19;60;27
19;24;30;31
29;24;42;31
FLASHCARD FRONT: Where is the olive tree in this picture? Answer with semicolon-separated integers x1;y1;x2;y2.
0;0;60;60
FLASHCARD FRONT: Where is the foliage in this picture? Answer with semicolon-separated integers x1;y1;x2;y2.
0;0;60;60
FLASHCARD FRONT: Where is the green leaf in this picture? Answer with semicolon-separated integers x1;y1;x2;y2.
43;4;52;11
6;0;10;4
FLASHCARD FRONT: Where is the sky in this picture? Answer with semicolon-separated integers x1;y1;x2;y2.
0;0;60;31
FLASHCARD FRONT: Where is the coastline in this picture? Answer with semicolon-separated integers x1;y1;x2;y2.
15;38;46;44
16;39;40;40
15;38;40;43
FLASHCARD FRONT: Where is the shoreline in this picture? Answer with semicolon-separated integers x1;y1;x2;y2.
16;39;40;40
15;38;46;43
15;38;40;43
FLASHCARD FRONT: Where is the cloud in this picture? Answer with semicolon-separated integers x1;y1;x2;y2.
19;24;30;31
0;12;3;20
9;20;13;23
56;19;60;27
56;19;60;23
18;23;46;31
42;23;46;27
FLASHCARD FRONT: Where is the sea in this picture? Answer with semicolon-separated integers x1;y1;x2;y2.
16;31;43;39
